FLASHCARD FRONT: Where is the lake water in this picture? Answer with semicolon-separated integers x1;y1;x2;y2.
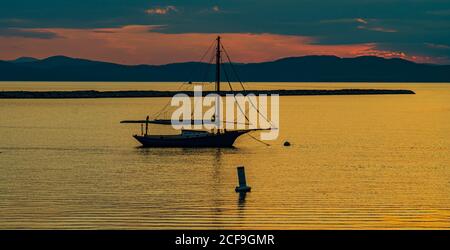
0;82;449;229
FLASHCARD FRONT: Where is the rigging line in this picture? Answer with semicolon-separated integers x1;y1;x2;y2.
201;49;216;86
153;40;216;119
246;133;271;147
153;77;193;119
153;81;187;118
221;52;269;147
191;51;216;117
183;39;216;85
226;81;250;123
221;44;274;127
221;44;246;89
221;56;251;123
194;53;219;117
153;82;189;119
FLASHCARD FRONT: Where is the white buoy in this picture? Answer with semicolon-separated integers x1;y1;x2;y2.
235;166;251;192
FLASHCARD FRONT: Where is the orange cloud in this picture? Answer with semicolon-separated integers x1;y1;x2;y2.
355;18;368;24
145;6;178;15
0;25;436;65
357;25;397;33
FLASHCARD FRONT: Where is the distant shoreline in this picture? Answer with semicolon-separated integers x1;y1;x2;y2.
1;55;450;82
0;89;415;99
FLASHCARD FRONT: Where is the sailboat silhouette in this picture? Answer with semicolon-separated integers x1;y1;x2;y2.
121;36;270;147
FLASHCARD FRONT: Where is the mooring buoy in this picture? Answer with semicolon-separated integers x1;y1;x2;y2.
284;141;291;147
235;166;251;192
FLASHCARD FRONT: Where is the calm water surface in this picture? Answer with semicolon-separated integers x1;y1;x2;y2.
0;82;449;229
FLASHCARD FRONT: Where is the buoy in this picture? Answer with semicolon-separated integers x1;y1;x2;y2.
235;166;251;192
284;141;291;146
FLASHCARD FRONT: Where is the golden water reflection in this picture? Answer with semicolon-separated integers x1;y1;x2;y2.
0;82;449;229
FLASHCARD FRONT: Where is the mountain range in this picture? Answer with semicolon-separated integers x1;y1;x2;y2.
1;55;449;82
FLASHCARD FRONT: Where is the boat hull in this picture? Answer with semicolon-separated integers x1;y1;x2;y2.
133;131;249;148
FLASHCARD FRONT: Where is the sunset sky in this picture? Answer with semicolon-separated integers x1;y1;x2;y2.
1;0;449;65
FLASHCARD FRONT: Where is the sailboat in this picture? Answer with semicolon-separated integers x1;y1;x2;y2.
121;36;270;148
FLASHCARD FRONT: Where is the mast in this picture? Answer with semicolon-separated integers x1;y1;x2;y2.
215;36;221;133
215;36;221;93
